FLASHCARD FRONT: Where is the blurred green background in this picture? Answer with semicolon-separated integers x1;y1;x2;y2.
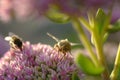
0;17;80;46
0;16;120;45
0;17;120;45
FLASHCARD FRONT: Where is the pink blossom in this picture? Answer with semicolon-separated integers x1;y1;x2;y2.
0;0;35;21
0;42;82;80
111;2;120;23
0;0;119;22
13;0;36;20
0;0;13;22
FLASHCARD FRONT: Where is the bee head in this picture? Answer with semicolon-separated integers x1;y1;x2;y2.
12;36;22;48
57;39;71;53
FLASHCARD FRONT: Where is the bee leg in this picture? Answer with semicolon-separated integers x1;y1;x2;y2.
9;42;15;50
19;47;23;51
10;42;19;51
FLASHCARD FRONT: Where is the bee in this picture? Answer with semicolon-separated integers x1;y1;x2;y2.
5;32;23;51
47;33;79;54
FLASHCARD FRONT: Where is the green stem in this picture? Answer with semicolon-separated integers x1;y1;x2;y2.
72;18;99;67
110;44;120;80
79;17;92;32
92;31;110;80
75;16;110;80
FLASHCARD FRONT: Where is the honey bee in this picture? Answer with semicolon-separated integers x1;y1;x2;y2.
47;33;79;54
5;32;23;51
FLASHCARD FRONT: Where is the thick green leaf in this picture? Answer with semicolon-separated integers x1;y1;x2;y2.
103;33;109;43
95;8;107;34
45;6;70;23
74;53;104;75
72;72;80;80
107;20;120;33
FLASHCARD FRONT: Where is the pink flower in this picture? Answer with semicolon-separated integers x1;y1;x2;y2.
0;0;35;22
34;0;116;17
0;42;82;80
0;0;119;22
111;2;120;23
13;0;35;20
0;0;13;22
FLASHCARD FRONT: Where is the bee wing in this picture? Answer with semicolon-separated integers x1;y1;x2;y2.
4;32;15;41
4;36;12;41
8;32;22;40
8;32;15;36
70;42;81;46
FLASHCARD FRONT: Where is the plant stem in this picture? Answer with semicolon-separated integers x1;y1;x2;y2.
110;44;120;80
78;16;110;80
92;31;110;80
79;17;92;31
72;18;99;67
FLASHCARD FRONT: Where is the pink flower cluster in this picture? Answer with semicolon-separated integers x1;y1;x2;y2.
0;42;82;80
0;0;35;22
0;0;119;22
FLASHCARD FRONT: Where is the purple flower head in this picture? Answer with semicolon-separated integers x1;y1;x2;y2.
13;0;35;20
58;0;118;17
0;0;36;22
0;0;13;22
35;0;113;17
0;41;82;80
25;0;119;18
33;0;53;15
0;0;119;22
111;2;120;23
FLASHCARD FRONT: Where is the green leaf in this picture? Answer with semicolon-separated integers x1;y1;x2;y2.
72;72;80;80
74;53;104;75
45;6;70;23
107;20;120;33
91;34;95;45
103;33;109;43
95;8;107;34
